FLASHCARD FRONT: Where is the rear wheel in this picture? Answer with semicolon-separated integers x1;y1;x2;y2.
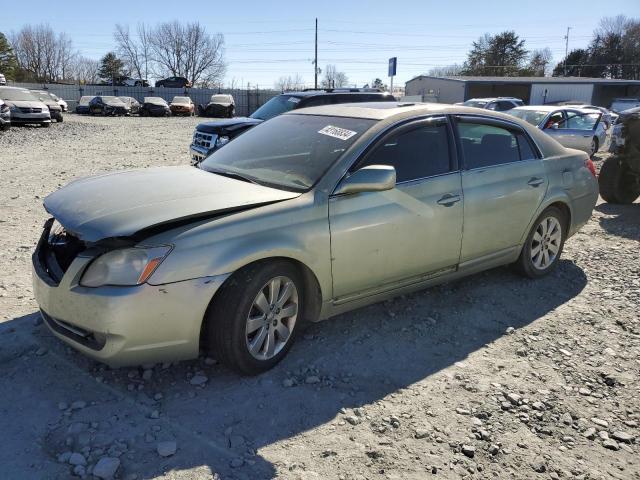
598;157;640;204
515;206;566;278
590;137;599;157
205;261;303;375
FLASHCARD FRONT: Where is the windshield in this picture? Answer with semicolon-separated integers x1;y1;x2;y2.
463;100;488;108
250;95;300;120
144;97;167;105
172;96;190;104
0;87;38;102
201;114;376;191
211;95;232;103
506;109;549;126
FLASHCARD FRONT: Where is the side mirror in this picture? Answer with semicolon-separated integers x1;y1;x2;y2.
333;165;396;196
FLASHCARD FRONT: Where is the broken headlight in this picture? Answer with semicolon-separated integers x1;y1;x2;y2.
80;246;172;287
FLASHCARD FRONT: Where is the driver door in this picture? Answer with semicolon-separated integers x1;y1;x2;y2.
328;117;463;300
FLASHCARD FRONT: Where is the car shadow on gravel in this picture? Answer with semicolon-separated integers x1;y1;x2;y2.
0;260;587;480
595;202;640;240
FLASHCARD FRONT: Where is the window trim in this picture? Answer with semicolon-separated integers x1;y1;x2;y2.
451;114;542;171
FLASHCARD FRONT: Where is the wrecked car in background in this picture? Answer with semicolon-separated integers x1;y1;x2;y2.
32;102;597;375
75;96;94;114
119;96;141;115
507;106;606;156
170;96;195;116
198;94;235;118
0;86;51;127
0;98;10;131
139;97;171;117
89;96;130;116
31;90;64;122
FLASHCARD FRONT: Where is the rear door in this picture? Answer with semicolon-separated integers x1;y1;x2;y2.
543;110;602;153
454;116;548;263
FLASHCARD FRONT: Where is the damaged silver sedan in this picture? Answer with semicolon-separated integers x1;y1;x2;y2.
33;103;598;375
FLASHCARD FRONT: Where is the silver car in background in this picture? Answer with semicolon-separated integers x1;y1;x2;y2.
508;105;606;156
32;103;598;375
0;86;51;127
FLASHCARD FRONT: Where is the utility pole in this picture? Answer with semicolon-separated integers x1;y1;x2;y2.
564;27;571;77
314;18;318;89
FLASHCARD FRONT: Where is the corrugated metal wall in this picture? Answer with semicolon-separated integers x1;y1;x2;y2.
530;83;594;105
404;77;466;103
6;82;281;116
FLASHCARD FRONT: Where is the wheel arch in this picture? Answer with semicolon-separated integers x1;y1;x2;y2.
518;194;573;248
199;256;324;347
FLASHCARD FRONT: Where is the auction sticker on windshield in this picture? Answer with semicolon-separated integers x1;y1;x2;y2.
318;125;357;140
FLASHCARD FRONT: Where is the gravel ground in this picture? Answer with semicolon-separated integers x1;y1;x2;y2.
0;115;638;480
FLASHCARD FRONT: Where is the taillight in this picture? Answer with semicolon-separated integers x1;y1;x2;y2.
585;158;597;177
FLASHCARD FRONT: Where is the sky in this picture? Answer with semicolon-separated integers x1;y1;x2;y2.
1;0;639;89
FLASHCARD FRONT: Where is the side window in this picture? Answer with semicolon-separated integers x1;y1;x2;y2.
457;121;521;168
301;96;332;107
358;122;452;183
497;101;515;111
485;102;498;111
544;111;565;129
565;112;600;130
516;132;537;160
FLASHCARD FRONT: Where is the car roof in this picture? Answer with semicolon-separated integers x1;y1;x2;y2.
288;101;569;160
512;105;558;112
466;97;521;102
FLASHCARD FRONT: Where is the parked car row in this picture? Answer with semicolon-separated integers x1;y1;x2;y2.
0;86;59;129
73;95;207;117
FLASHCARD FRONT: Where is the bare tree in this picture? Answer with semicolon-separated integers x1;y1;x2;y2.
11;24;76;82
274;74;305;91
428;64;464;76
70;56;99;84
527;48;553;76
321;64;348;88
114;23;152;80
148;21;225;85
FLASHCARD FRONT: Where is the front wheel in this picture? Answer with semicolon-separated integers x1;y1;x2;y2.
205;261;303;375
515;206;566;278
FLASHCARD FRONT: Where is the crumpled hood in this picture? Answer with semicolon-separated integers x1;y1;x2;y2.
196;117;263;134
44;166;300;243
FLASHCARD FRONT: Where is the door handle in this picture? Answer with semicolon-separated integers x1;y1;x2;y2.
582;134;591;138
437;194;461;207
527;177;544;187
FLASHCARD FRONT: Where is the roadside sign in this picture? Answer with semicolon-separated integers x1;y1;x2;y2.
388;57;397;77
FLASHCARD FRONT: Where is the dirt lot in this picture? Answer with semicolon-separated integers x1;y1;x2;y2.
0;114;639;480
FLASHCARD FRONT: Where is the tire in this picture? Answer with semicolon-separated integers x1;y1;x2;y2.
205;260;303;375
41;122;51;128
590;137;599;157
57;115;63;123
598;157;640;204
515;206;567;278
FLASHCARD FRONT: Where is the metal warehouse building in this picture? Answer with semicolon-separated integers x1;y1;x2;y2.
404;76;640;107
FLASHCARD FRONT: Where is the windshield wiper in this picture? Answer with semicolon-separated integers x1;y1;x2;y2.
206;167;260;185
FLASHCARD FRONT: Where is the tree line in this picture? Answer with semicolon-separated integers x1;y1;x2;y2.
0;21;226;87
431;15;638;79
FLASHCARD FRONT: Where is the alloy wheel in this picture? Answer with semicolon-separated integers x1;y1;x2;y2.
245;276;298;360
530;216;562;270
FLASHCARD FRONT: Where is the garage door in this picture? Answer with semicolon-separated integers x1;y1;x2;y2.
530;84;593;105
